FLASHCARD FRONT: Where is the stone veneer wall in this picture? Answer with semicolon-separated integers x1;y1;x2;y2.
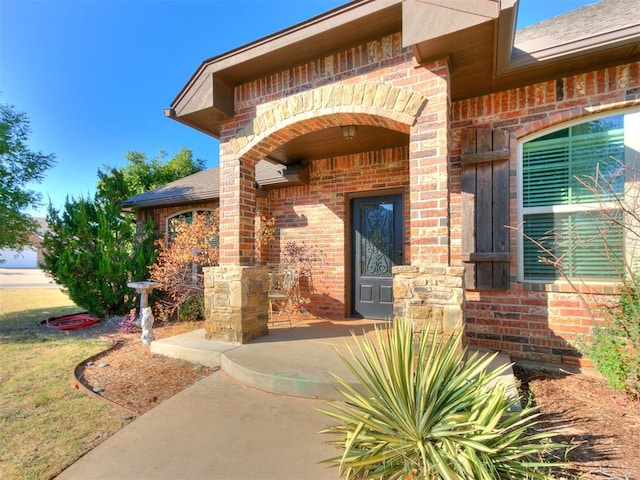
393;265;465;338
203;265;269;343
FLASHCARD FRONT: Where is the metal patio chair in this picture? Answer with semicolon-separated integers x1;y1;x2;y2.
268;265;298;328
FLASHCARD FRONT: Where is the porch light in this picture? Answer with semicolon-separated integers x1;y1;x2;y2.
341;125;357;140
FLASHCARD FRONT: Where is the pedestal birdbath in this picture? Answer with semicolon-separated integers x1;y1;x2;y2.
127;281;161;346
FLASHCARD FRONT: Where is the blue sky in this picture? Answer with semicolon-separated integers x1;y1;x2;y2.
1;0;596;217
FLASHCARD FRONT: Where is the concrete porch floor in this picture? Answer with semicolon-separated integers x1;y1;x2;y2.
56;319;519;480
150;318;519;402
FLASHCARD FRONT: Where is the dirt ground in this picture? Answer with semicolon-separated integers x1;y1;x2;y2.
67;318;638;479
515;366;640;479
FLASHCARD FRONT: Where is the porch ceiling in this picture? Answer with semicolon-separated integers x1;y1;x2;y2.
266;126;409;165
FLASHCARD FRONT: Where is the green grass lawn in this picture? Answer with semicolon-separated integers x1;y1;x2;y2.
0;288;129;480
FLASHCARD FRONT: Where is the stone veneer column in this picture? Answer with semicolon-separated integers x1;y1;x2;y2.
393;265;465;339
205;136;269;342
203;265;269;343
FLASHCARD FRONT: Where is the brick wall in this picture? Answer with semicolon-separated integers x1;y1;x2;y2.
217;32;450;266
205;24;640;364
136;201;219;239
451;61;640;364
266;146;409;319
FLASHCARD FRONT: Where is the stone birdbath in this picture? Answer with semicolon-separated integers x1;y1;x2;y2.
127;281;161;346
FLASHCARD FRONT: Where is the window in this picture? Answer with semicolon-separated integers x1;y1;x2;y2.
166;209;218;246
519;111;638;282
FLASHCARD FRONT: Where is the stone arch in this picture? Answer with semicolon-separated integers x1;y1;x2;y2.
229;83;428;158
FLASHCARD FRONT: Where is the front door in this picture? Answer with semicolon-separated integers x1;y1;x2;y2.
352;195;403;319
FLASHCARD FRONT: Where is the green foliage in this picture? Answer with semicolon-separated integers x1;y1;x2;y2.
97;147;205;200
42;147;204;317
579;277;640;399
177;295;205;322
0;103;55;253
42;197;156;317
321;318;568;480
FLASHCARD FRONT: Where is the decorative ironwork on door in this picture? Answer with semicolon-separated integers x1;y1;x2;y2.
361;204;393;277
352;195;403;319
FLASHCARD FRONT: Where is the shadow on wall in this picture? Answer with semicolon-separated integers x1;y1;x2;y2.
465;288;596;367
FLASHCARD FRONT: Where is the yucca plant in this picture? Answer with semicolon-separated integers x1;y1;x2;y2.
320;318;568;479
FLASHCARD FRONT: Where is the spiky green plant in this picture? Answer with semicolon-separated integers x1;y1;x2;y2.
320;318;568;479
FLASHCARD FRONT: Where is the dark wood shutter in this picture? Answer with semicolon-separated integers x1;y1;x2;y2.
461;129;510;290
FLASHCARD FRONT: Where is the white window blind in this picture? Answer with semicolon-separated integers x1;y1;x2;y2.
522;115;625;280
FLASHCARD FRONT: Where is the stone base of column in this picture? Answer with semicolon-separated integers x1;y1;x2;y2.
203;265;270;344
392;265;465;343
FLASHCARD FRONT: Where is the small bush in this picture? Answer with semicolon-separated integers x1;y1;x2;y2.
149;212;218;319
579;276;640;399
177;296;204;322
321;318;568;479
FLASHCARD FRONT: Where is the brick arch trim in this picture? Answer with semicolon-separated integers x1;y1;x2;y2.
229;83;428;157
513;99;640;139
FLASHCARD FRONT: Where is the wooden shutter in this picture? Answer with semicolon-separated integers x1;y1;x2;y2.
461;129;510;290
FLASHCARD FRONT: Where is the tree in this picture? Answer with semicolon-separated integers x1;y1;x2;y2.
0;103;55;254
43;196;156;317
97;147;205;201
42;148;204;317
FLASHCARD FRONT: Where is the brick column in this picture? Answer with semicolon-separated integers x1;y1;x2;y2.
408;58;451;265
205;138;268;343
218;142;257;266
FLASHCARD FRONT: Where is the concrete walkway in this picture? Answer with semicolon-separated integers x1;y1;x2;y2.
56;319;519;479
57;373;339;480
0;268;59;288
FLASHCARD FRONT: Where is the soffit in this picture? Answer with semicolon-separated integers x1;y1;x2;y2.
267;126;409;165
171;0;403;117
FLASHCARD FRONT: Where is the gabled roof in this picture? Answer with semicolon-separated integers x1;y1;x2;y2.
122;160;310;211
122;168;220;210
515;0;637;46
126;0;640;212
506;0;640;72
166;0;640;138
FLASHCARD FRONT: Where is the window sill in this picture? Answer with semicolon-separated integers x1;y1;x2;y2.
518;280;621;295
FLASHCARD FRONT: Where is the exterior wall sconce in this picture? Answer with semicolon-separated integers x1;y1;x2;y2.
341;125;357;140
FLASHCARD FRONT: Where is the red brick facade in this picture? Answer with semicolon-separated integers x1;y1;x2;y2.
136;201;219;239
146;23;640;364
451;62;640;364
267;147;409;318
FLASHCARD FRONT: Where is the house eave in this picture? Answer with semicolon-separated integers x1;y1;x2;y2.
122;194;219;212
166;0;640;135
504;22;640;73
167;0;403;137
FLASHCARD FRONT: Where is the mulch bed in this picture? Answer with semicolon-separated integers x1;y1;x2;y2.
515;366;640;479
72;320;213;415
